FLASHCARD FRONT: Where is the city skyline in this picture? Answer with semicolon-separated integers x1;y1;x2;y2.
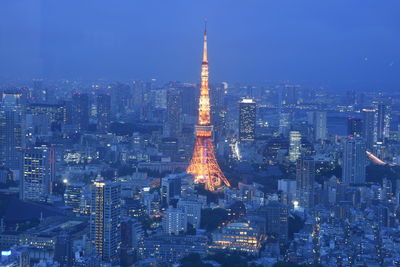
1;2;400;267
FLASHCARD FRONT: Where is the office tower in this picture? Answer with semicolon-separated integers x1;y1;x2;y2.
263;201;288;240
21;148;52;202
64;183;85;213
0;91;25;170
162;207;187;235
109;83;130;117
289;131;301;162
279;112;291;137
161;174;182;206
296;157;315;209
210;222;260;255
96;93;111;132
72;93;89;131
32;79;46;103
187;26;231;191
362;109;376;149
347;118;363;137
313;111;327;141
26;103;66;133
239;98;256;142
210;83;226;142
177;199;202;228
376;103;390;142
90;178;121;264
342;137;366;185
281;84;299;106
164;88;182;137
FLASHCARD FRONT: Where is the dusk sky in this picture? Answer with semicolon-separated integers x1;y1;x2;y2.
1;0;399;90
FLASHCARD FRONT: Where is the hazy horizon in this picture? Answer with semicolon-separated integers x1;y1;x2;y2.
1;0;399;91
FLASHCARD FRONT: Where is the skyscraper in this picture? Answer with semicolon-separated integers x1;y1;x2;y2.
289;131;301;162
97;93;111;132
187;24;230;191
72;93;89;131
376;103;390;142
263;201;288;240
347;118;363;137
313;111;327;141
164;88;182;138
342;137;366;185
362;109;376;149
90;178;121;264
0;91;25;170
20;147;52;202
239;98;256;142
296;157;315;209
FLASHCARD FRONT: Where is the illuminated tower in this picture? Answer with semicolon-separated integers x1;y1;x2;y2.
187;24;230;191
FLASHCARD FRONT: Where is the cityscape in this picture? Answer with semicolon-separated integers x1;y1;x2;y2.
1;1;400;267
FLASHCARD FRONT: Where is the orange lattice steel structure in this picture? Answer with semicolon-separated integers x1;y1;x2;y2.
187;25;231;191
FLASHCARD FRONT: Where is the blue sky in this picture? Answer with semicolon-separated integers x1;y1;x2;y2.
0;0;399;90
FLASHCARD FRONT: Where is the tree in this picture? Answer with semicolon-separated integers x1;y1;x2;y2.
200;208;229;231
180;253;213;267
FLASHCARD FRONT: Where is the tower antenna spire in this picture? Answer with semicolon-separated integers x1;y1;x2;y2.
187;21;231;191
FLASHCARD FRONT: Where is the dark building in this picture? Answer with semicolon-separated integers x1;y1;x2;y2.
161;174;182;207
54;233;73;267
97;93;111;132
159;137;179;162
281;84;299;106
263;201;288;240
72;93;90;131
347;118;363;137
296;157;315;209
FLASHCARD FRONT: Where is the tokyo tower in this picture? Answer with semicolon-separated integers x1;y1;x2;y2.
187;24;231;191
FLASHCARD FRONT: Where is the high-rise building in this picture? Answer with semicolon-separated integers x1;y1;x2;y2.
263;201;288;240
72;93;89;131
164;88;182;138
186;25;230;191
97;93;111;132
289;131;301;162
342;137;366;185
347;118;363;137
362;109;376;149
239;98;256;142
20;148;52;202
281;84;299;106
278;112;291;137
0;91;25;170
90;178;121;264
64;183;85;213
162;207;187;235
376;103;390;142
296;157;315;209
313;111;327;141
